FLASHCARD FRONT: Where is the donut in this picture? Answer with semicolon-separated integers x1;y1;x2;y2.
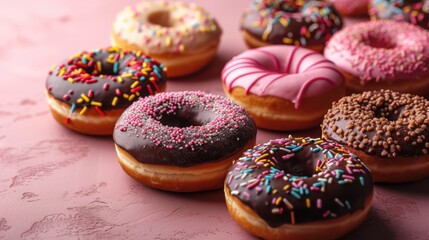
241;0;343;51
369;0;429;29
331;0;369;17
324;20;429;96
224;136;373;240
46;46;167;135
113;91;257;192
322;90;429;183
111;1;222;77
221;45;345;131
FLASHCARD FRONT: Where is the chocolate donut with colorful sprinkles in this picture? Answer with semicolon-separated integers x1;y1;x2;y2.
46;46;167;135
224;136;373;240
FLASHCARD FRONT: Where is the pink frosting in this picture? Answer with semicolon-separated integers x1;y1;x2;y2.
331;0;368;14
221;46;344;109
324;21;429;82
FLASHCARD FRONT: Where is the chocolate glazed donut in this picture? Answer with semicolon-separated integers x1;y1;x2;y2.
114;91;257;192
46;47;167;135
241;0;343;51
224;136;373;240
322;90;429;182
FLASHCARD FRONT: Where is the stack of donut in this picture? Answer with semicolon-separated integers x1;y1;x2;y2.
43;0;429;239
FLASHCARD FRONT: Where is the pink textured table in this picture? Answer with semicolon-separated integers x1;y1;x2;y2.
1;1;428;239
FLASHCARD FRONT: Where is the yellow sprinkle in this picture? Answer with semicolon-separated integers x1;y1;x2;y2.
294;40;300;46
131;81;139;89
262;29;270;41
135;91;140;96
156;30;163;36
165;37;172;46
128;94;136;101
97;61;102;72
255;153;269;162
279;18;289;27
77;98;83;104
90;101;102;107
272;189;278;194
283;185;290;191
179;44;185;52
123;93;129;99
282;37;293;44
121;73;132;78
117;76;123;83
50;64;57;71
306;198;311;208
112;97;118;106
136;51;142;57
275;197;282;206
81;93;90;102
314;140;324;145
58;68;65;76
67;78;74;83
263;163;270;168
79;106;88;115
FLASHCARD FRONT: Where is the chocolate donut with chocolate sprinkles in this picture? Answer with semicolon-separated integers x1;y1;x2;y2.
322;89;429;182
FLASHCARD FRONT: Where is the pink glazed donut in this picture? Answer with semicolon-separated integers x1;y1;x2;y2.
221;45;345;131
331;0;369;17
324;20;429;96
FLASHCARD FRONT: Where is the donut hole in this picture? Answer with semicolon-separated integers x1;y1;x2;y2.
159;110;212;128
363;33;396;49
278;146;321;177
374;105;405;121
148;10;174;27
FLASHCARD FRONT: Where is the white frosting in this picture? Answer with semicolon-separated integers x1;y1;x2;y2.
112;1;222;54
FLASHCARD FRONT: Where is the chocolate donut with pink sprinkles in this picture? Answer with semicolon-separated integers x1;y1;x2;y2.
113;91;257;192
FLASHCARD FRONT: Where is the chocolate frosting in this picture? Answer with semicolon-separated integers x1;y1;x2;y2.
113;91;257;167
225;137;373;226
241;0;343;47
322;90;429;157
369;0;429;30
46;47;167;114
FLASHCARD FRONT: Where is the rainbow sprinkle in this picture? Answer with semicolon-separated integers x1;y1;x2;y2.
226;136;373;226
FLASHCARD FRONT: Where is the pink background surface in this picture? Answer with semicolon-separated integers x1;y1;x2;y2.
1;1;428;239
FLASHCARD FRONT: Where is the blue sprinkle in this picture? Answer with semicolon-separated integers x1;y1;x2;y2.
113;62;119;74
312;148;320;153
305;188;310;195
292;187;300;192
299;187;304;195
336;154;342;158
291;191;301;199
338;180;346;185
266;185;271;193
292;146;303;152
327;151;334;159
242;169;254;174
286;144;297;149
70;104;76;113
139;76;146;81
264;179;270;185
345;200;351;209
359;176;365;186
81;57;87;64
312;182;324;187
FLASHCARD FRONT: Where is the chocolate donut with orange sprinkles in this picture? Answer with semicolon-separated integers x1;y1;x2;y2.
46;46;167;135
224;136;373;240
241;0;343;51
322;90;429;183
